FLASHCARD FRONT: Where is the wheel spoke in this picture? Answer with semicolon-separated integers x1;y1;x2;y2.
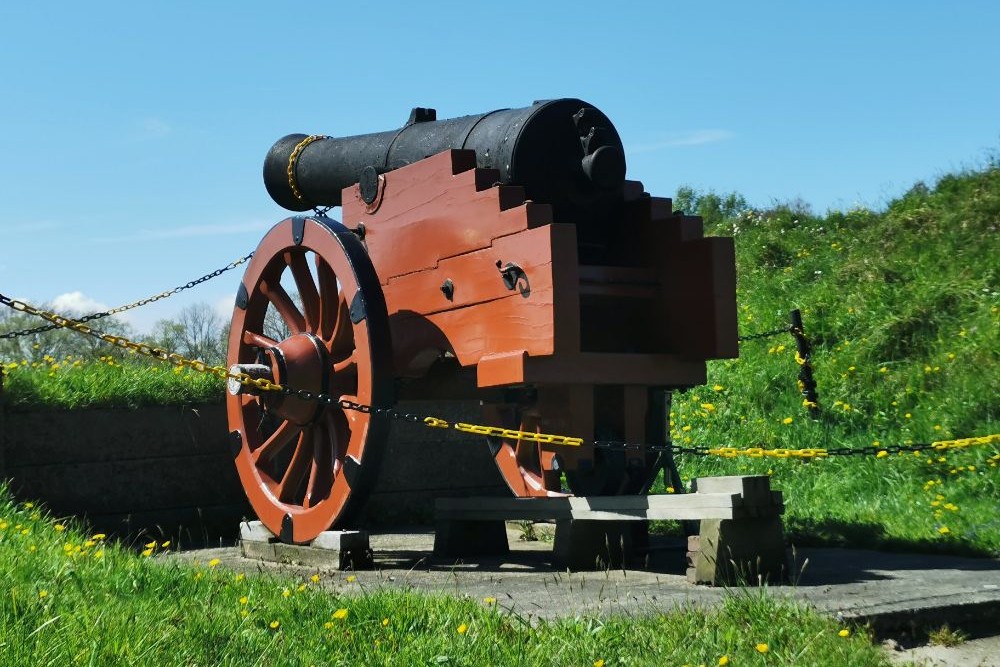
261;279;306;334
285;251;321;333
277;428;314;503
328;293;353;355
332;350;357;375
243;331;278;349
252;419;300;465
315;256;339;341
304;419;334;508
329;408;348;477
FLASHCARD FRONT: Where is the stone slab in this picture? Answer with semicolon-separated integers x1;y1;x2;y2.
435;491;783;523
239;523;373;570
168;536;1000;642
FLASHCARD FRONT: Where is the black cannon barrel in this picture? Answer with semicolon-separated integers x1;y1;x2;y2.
263;98;627;232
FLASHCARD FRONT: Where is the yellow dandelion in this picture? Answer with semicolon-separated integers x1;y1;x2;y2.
719;656;729;666
666;486;675;493
701;403;716;412
457;623;468;634
346;575;356;583
269;620;280;630
161;541;171;548
838;628;850;637
54;524;65;532
38;590;48;599
756;643;769;653
382;617;390;627
876;451;888;458
24;502;34;509
938;526;950;535
94;550;103;559
311;574;320;584
141;548;153;557
144;541;157;549
323;621;334;629
594;661;605;667
782;417;793;425
282;588;291;598
208;558;221;568
239;596;248;605
297;584;306;592
92;533;106;541
712;385;723;391
235;573;245;582
483;597;497;605
332;608;349;620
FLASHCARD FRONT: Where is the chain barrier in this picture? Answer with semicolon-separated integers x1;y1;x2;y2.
737;325;792;342
0;253;253;340
737;309;820;416
2;293;997;462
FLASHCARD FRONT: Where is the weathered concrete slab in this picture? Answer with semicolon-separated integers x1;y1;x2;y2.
167;529;1000;644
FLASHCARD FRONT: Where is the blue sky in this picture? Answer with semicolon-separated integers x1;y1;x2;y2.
2;1;997;334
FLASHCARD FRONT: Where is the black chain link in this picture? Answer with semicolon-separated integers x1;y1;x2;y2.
0;253;253;339
738;325;793;342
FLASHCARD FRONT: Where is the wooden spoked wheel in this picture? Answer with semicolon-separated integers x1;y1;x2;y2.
484;401;569;498
485;387;658;498
227;216;392;544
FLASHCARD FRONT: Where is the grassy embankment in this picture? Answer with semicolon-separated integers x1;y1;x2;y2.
662;164;998;556
0;491;889;666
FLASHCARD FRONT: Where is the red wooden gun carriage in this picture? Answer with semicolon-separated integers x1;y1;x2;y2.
226;99;737;544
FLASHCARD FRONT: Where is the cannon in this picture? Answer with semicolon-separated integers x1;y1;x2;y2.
227;98;738;544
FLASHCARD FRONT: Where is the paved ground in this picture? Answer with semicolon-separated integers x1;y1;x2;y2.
169;526;1000;666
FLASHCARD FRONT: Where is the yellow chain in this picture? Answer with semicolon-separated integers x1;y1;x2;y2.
286;134;328;204
931;434;1000;450
1;296;269;390
5;293;998;461
706;446;829;459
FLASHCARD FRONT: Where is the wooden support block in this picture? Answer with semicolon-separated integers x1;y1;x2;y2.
433;519;510;558
552;520;629;570
240;520;373;570
686;516;788;586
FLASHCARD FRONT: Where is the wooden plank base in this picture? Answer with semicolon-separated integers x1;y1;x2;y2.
434;476;787;583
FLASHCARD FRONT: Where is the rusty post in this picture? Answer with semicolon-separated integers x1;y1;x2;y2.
790;309;820;418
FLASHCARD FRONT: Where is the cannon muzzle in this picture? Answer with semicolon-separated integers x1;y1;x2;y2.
264;98;626;231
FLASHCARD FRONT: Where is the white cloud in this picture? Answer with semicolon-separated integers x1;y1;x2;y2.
138;117;172;138
136;221;274;240
3;220;64;234
628;129;734;154
50;291;110;315
89;219;275;245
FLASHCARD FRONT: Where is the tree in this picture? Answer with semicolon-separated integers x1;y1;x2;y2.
144;302;227;365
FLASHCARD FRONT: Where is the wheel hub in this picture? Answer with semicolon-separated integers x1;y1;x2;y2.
261;333;328;426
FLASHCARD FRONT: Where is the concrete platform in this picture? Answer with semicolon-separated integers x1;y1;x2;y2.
169;525;1000;642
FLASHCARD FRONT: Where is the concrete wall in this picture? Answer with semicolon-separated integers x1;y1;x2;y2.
0;400;508;543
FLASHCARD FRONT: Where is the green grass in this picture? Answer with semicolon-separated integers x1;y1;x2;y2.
0;488;890;666
658;163;999;555
1;355;223;409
